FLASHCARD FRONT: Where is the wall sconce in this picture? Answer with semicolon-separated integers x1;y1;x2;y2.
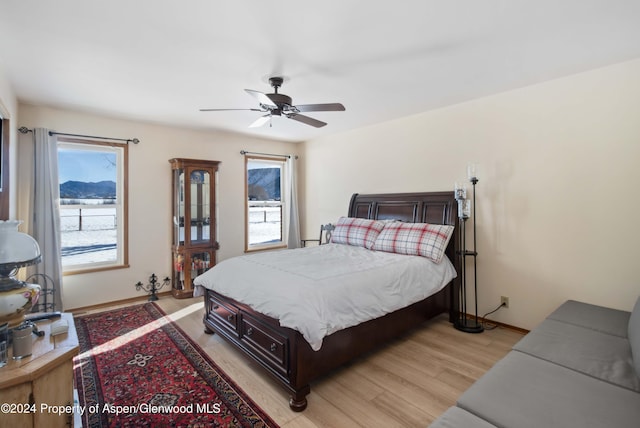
135;273;170;301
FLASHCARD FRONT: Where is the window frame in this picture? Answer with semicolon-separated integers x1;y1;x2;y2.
244;155;287;252
0;116;9;220
58;137;129;275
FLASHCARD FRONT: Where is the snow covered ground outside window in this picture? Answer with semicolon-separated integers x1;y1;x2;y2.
60;206;282;265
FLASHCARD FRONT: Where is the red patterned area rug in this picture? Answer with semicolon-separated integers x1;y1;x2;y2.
73;302;278;427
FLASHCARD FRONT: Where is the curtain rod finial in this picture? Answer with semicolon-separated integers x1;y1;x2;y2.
18;126;32;134
129;138;140;144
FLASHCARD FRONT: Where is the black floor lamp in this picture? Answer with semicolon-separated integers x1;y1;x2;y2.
454;164;484;333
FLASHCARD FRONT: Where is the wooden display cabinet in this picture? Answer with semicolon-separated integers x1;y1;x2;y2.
170;158;220;298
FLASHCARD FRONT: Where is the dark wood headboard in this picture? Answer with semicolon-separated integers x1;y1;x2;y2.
348;191;461;320
348;191;458;225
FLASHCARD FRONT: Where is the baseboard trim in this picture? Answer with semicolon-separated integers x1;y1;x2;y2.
68;291;174;315
462;313;529;335
70;299;529;335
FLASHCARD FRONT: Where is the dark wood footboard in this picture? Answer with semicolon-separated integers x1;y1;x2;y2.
204;284;452;411
202;191;461;411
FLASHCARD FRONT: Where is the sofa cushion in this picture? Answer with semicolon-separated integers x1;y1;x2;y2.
513;318;640;391
547;299;630;337
429;407;497;428
457;352;640;428
629;295;640;377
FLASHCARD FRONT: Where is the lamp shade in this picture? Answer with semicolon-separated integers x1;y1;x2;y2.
0;220;41;266
0;221;42;326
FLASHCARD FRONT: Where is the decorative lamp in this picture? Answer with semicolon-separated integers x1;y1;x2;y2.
454;164;484;333
454;181;467;201
467;162;478;184
0;221;42;327
458;198;471;219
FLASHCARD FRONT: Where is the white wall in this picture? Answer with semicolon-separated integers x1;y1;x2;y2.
301;58;640;330
17;104;299;310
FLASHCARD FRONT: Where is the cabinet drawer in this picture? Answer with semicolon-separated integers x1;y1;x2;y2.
240;316;288;373
206;295;238;333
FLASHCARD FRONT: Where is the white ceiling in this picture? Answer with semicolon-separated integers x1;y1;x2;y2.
2;1;640;143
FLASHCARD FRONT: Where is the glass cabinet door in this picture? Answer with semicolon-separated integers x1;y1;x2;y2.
190;250;212;280
173;251;186;290
173;168;185;246
189;169;211;245
172;249;213;291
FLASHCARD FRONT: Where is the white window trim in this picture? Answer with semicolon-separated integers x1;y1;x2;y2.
244;155;287;252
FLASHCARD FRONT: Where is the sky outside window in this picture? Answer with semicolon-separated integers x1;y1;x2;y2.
58;149;116;183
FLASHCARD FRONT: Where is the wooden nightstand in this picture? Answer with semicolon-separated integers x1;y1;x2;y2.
0;313;79;428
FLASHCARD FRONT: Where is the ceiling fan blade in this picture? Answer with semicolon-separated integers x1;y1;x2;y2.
245;89;278;109
200;108;264;112
249;114;271;128
287;114;327;128
294;103;345;112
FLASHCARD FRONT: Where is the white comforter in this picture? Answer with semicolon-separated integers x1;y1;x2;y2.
194;243;456;351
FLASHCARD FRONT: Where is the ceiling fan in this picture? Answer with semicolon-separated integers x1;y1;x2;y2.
200;77;345;128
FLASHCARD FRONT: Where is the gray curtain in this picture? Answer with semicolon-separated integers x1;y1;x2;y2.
286;155;300;249
28;128;63;311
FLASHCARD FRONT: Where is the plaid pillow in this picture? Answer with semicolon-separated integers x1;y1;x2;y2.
330;217;385;249
372;222;454;263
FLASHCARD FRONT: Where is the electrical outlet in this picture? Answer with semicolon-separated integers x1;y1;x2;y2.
501;296;509;308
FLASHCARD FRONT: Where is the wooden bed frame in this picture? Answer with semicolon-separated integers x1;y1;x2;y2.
202;191;461;411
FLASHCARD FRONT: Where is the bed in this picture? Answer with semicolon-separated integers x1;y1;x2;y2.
196;191;461;411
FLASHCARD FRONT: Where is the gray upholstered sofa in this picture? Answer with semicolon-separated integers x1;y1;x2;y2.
430;296;640;428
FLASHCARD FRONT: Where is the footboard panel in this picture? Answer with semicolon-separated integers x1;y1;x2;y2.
204;291;295;384
203;284;451;411
204;289;313;411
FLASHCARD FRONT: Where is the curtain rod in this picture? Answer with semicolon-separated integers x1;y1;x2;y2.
240;150;298;159
18;127;140;144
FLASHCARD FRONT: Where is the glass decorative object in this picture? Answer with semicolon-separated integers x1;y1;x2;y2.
458;199;471;219
454;181;467;200
0;221;42;326
467;162;478;183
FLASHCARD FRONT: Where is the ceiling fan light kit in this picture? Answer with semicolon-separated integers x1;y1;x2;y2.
249;115;271;128
200;77;345;129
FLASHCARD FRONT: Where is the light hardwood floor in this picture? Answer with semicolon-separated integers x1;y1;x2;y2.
72;297;524;427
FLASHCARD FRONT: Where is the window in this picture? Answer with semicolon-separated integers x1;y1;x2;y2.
245;156;286;251
58;138;128;273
